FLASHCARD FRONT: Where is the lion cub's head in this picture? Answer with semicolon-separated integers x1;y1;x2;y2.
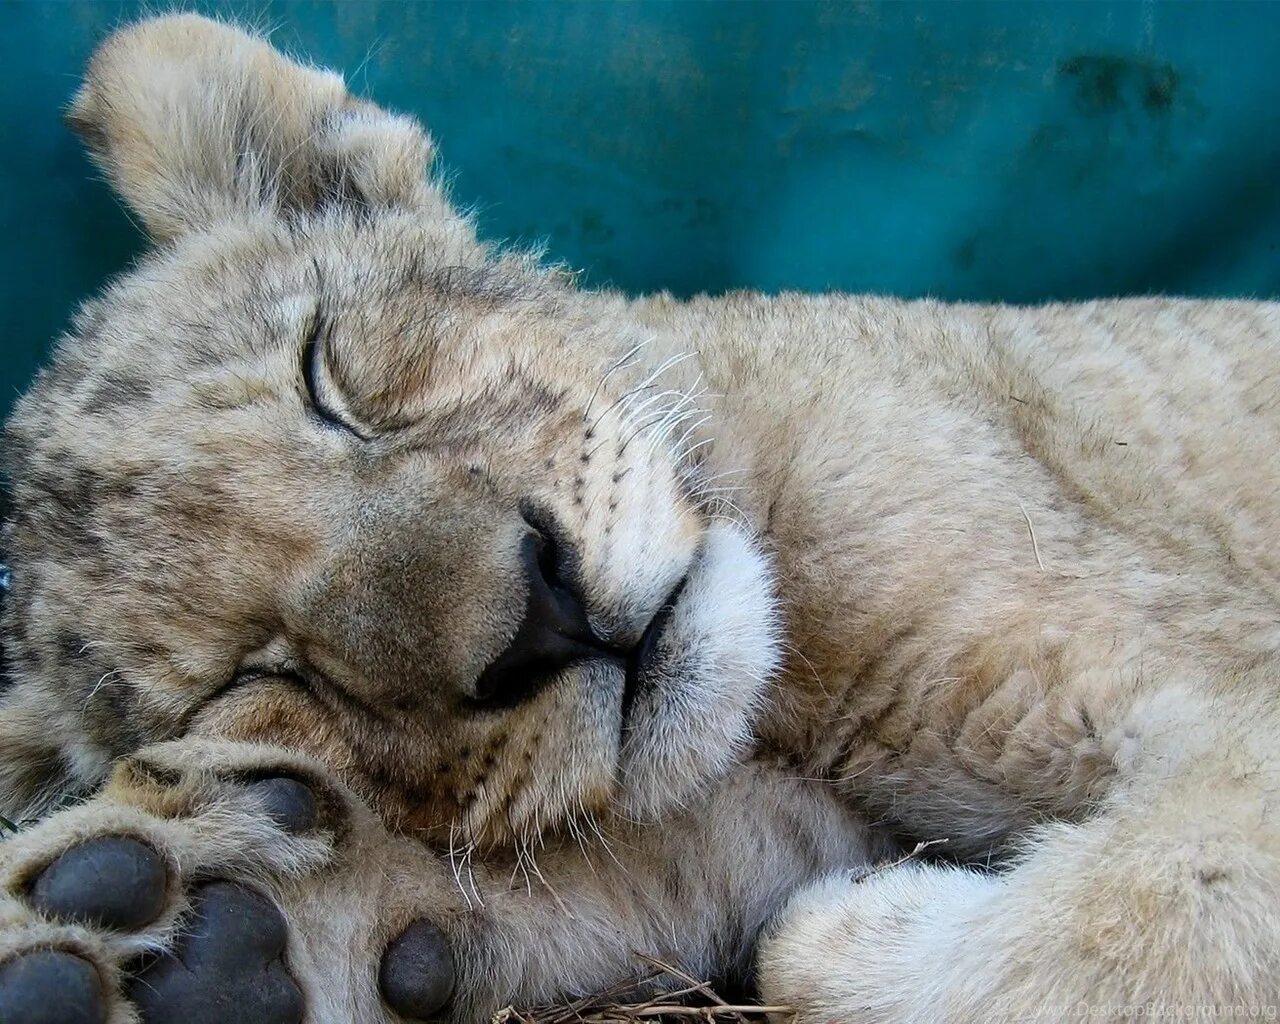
0;15;777;845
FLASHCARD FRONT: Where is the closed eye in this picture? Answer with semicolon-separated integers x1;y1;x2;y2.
223;661;391;726
302;313;373;440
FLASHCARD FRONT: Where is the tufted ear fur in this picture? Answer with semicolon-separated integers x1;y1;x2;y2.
68;14;453;242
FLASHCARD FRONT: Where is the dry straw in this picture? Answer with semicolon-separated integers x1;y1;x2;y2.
493;954;793;1024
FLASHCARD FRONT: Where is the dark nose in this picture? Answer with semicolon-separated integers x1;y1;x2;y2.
472;527;611;707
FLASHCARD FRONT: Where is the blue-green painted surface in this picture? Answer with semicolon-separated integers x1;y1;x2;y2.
2;1;1279;419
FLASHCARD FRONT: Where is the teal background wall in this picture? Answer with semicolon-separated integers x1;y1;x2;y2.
2;1;1279;420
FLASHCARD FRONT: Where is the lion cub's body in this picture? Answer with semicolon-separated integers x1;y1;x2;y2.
636;290;1280;843
631;291;1280;1015
1;14;1279;1023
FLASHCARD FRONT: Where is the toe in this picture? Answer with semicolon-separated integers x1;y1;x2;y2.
128;883;303;1024
0;950;107;1024
244;777;318;835
29;836;167;931
380;919;454;1021
129;956;302;1024
181;882;289;968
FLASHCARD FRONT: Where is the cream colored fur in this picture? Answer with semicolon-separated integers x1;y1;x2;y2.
2;13;1279;1023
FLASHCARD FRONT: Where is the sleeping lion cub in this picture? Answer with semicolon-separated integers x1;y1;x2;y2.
2;13;1279;1023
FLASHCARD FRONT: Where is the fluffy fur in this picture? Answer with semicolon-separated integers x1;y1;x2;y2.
3;13;1280;1022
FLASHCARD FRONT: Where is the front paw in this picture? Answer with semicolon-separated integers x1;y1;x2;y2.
0;740;459;1024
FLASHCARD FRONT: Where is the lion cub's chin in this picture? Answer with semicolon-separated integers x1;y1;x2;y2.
615;522;779;822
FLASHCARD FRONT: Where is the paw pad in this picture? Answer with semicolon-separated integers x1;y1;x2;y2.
29;836;167;931
128;881;303;1024
380;919;455;1021
0;949;106;1024
243;776;318;835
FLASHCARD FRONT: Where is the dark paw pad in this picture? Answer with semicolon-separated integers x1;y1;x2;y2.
380;919;455;1021
128;881;303;1024
244;776;318;835
29;836;167;931
0;950;106;1024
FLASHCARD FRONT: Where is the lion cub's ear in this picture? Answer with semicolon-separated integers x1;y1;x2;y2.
68;14;443;242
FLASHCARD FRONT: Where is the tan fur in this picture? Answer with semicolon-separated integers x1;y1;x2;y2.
3;13;1280;1021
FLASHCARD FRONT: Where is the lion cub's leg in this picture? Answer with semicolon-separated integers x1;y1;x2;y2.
0;737;465;1024
444;762;891;1021
759;684;1280;1023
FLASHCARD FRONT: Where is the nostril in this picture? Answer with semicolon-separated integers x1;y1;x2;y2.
519;503;572;595
533;522;563;590
472;508;608;708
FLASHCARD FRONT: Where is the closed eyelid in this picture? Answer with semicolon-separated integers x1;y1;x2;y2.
301;313;373;441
